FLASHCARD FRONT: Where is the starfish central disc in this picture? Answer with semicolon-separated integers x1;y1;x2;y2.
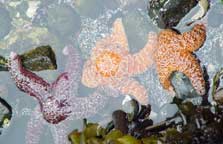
95;51;121;77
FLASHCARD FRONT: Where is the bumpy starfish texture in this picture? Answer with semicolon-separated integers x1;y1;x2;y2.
155;24;206;95
8;46;117;144
81;18;158;105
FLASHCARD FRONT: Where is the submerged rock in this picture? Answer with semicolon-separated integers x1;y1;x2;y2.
46;4;81;41
123;10;157;53
74;0;120;18
0;6;11;40
74;0;105;18
208;3;223;28
148;0;198;28
171;72;200;99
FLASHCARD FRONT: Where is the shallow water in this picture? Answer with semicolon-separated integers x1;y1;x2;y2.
0;0;222;143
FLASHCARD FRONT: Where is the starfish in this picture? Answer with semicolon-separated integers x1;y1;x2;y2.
81;18;158;105
155;24;206;95
8;45;117;144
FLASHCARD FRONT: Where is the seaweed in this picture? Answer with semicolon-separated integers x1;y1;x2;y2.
0;45;57;71
68;69;223;144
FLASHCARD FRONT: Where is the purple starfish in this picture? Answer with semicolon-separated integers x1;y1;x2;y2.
8;45;118;144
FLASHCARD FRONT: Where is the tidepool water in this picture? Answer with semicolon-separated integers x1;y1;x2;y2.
0;0;222;143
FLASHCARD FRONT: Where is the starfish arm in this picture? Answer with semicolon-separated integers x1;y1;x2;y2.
118;78;148;105
175;52;206;95
26;106;45;144
52;45;82;100
92;18;129;57
51;72;70;99
69;87;117;119
158;52;206;96
158;29;178;46
63;45;82;88
51;121;70;144
156;61;175;93
111;18;129;52
182;24;206;52
81;60;99;88
8;52;51;104
130;32;158;75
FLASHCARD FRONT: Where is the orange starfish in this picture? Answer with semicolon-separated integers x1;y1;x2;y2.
155;24;206;95
81;18;158;105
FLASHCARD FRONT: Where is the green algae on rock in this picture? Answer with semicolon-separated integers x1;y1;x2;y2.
0;45;57;71
148;0;198;28
0;26;60;51
20;45;57;71
0;56;8;71
0;97;12;135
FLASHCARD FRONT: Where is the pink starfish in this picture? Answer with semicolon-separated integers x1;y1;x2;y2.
81;18;158;105
8;45;117;144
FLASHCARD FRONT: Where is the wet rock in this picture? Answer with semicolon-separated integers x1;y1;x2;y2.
148;0;198;28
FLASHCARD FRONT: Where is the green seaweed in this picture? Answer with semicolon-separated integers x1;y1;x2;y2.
68;120;147;144
0;56;8;71
68;67;223;144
